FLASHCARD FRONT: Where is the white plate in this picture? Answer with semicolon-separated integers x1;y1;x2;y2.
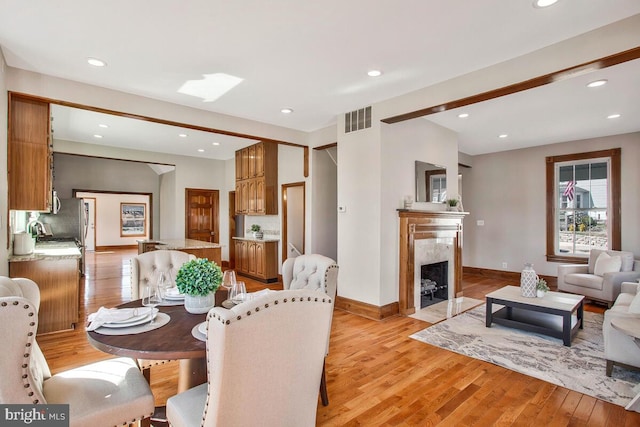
164;294;185;300
198;321;207;335
101;309;158;328
165;288;185;300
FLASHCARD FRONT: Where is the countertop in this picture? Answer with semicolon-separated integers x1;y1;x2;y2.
9;241;82;262
232;236;280;242
138;238;223;249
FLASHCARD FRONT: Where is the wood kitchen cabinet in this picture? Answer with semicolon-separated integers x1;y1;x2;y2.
8;93;53;211
234;141;277;215
233;238;278;282
10;258;80;335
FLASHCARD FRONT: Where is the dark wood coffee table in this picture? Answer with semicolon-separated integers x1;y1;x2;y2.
485;285;584;346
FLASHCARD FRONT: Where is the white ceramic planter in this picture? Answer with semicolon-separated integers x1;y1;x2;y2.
536;290;546;298
184;292;216;314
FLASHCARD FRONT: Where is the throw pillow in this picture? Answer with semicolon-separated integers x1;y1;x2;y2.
593;252;622;276
629;290;640;314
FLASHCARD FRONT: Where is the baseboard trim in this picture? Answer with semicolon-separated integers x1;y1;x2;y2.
463;266;557;289
335;296;399;321
95;245;137;251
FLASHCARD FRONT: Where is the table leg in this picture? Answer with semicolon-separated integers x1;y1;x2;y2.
563;313;571;346
578;300;584;329
486;298;493;327
178;357;207;393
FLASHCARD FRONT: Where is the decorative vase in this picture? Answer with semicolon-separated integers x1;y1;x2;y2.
253;231;264;239
520;263;538;298
536;290;546;298
184;292;216;314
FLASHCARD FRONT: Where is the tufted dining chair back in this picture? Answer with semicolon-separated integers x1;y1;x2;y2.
0;276;154;427
166;289;333;427
130;249;195;299
282;253;338;405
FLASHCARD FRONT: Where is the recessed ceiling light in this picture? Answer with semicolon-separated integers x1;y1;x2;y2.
212;142;220;146
281;108;293;114
458;113;469;119
367;70;382;77
607;114;621;119
98;124;108;128
178;133;188;138
197;149;205;152
498;134;508;139
533;0;559;8
93;134;103;139
587;79;608;88
87;57;106;67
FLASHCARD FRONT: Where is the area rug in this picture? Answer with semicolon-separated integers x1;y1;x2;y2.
410;305;640;407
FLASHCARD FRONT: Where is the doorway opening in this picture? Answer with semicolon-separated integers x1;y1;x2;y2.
281;182;305;264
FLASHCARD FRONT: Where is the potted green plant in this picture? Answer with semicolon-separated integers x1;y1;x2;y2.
251;224;263;239
536;278;549;298
176;258;223;314
445;198;459;211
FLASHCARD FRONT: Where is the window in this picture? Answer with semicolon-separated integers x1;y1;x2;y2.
546;148;620;262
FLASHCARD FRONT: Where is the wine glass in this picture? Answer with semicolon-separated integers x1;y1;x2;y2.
142;281;162;324
157;271;169;302
230;281;247;305
222;270;237;301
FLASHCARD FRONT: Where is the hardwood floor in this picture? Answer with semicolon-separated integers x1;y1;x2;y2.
36;248;638;426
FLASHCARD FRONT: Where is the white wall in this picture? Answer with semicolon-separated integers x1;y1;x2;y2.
336;114;382;305
0;52;7;274
463;132;640;277
76;192;150;246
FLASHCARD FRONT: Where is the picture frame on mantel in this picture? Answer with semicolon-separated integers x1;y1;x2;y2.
120;203;146;237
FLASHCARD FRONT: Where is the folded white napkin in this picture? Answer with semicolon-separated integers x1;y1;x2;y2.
86;307;153;331
165;287;184;297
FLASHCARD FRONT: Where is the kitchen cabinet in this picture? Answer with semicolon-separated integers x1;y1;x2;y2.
233;238;278;282
9;254;80;335
234;141;278;215
8;93;53;211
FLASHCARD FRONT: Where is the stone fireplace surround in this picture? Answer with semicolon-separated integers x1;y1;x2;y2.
398;210;466;315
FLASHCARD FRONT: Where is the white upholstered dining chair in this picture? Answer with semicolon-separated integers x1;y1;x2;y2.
282;253;339;406
130;249;196;299
166;289;333;427
130;249;196;381
0;276;154;427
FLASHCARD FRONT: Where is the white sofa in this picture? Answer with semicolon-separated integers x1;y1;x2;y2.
558;249;640;307
603;280;640;377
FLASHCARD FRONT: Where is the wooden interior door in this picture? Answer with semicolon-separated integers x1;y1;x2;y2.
185;189;219;243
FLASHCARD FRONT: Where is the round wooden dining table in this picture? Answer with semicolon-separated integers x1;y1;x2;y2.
87;290;227;392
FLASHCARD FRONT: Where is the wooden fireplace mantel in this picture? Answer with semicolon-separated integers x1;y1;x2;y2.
398;209;467;315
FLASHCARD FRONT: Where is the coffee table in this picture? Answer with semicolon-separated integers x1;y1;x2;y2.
485;285;584;346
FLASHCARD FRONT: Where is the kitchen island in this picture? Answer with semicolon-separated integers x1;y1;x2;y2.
9;241;81;335
137;238;222;266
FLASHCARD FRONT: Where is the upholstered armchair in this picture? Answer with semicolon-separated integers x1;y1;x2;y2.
166;289;333;427
0;276;154;426
557;249;640;306
282;253;338;406
130;249;195;299
603;281;640;377
130;249;195;380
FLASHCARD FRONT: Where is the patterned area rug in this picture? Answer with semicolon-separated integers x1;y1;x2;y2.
410;305;640;407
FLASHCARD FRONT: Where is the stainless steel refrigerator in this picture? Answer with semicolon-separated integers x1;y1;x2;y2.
38;198;87;275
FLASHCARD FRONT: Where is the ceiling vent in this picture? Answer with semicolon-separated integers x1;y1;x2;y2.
345;106;372;133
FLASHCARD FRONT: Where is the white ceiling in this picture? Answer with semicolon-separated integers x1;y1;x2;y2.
1;1;640;159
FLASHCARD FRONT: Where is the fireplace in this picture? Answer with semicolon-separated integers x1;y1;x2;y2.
397;209;466;315
420;261;448;308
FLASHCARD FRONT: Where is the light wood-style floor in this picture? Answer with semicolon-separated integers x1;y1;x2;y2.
36;248;640;426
